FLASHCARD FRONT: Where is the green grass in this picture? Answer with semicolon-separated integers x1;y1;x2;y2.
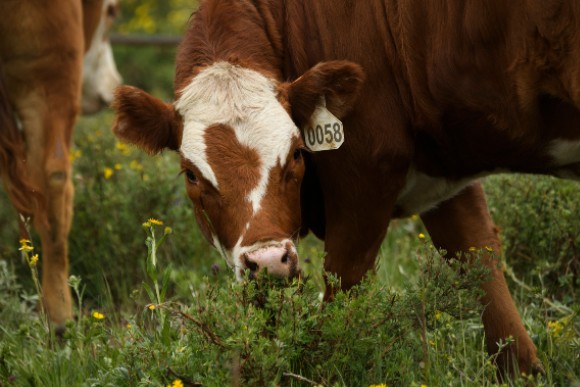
0;111;578;386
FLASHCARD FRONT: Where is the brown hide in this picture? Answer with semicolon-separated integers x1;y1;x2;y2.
83;0;105;52
0;0;119;330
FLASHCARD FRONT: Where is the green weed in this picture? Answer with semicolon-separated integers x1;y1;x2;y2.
0;111;578;387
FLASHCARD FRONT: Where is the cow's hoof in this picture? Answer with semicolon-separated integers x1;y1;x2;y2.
54;324;66;337
530;358;545;376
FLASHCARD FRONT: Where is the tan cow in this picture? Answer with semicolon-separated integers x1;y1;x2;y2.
0;0;120;331
82;0;122;114
112;0;580;376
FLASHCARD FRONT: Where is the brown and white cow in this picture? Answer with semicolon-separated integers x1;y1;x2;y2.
0;0;120;330
112;0;580;375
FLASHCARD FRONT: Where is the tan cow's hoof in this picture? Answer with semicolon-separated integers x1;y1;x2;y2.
54;324;67;337
530;358;546;376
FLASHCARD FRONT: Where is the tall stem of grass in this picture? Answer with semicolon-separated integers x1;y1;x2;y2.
142;219;172;339
18;217;49;333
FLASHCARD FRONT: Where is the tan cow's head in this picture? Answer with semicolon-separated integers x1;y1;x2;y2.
82;0;122;114
112;61;364;280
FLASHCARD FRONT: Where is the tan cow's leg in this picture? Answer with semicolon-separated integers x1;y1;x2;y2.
420;182;542;376
0;0;84;330
38;140;75;330
14;93;77;330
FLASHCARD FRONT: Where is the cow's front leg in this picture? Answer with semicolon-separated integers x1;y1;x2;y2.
320;171;401;296
420;182;543;376
37;146;75;331
19;97;77;331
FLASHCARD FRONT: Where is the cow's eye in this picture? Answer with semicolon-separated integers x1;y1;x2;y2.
185;170;197;184
293;148;302;160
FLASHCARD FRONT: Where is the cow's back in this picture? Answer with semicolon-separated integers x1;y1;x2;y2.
284;0;580;183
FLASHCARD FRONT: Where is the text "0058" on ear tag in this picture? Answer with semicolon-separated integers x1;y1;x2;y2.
303;105;344;151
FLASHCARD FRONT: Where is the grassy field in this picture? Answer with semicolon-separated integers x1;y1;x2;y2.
0;110;578;386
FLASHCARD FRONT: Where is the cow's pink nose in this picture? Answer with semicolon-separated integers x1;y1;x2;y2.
242;243;299;279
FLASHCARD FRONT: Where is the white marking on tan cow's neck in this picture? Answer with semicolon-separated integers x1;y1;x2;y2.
175;62;300;212
82;0;121;114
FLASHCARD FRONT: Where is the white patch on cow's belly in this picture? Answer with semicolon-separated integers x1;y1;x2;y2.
548;139;580;180
395;167;478;216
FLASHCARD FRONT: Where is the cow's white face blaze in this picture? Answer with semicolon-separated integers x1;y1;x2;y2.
175;62;304;279
112;59;365;281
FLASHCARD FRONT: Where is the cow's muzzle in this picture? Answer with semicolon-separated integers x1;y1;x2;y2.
241;240;300;280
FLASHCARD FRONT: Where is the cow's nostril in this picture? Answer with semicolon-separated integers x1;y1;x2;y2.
246;259;259;272
281;253;289;264
242;243;298;279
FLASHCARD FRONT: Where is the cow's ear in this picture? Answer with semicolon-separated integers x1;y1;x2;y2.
111;86;182;154
287;61;365;129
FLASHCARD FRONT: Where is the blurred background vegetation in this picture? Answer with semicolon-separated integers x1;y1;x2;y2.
113;0;197;100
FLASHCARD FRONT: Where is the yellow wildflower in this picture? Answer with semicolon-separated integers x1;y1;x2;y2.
148;304;156;310
103;167;114;179
369;384;387;387
164;226;173;235
19;244;34;252
142;221;151;228
126;323;132;329
148;218;163;226
92;311;105;320
129;159;143;171
547;320;563;337
29;254;39;267
418;233;425;239
468;246;477;251
484;246;494;252
115;141;130;155
69;149;82;162
435;310;442;321
171;380;184;387
19;238;31;245
114;163;122;170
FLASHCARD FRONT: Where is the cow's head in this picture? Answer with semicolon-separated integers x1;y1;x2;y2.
112;60;364;280
82;0;122;114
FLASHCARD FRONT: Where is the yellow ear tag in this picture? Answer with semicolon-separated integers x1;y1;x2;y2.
303;99;344;151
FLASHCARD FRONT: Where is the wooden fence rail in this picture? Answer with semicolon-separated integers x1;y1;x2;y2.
111;34;182;47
